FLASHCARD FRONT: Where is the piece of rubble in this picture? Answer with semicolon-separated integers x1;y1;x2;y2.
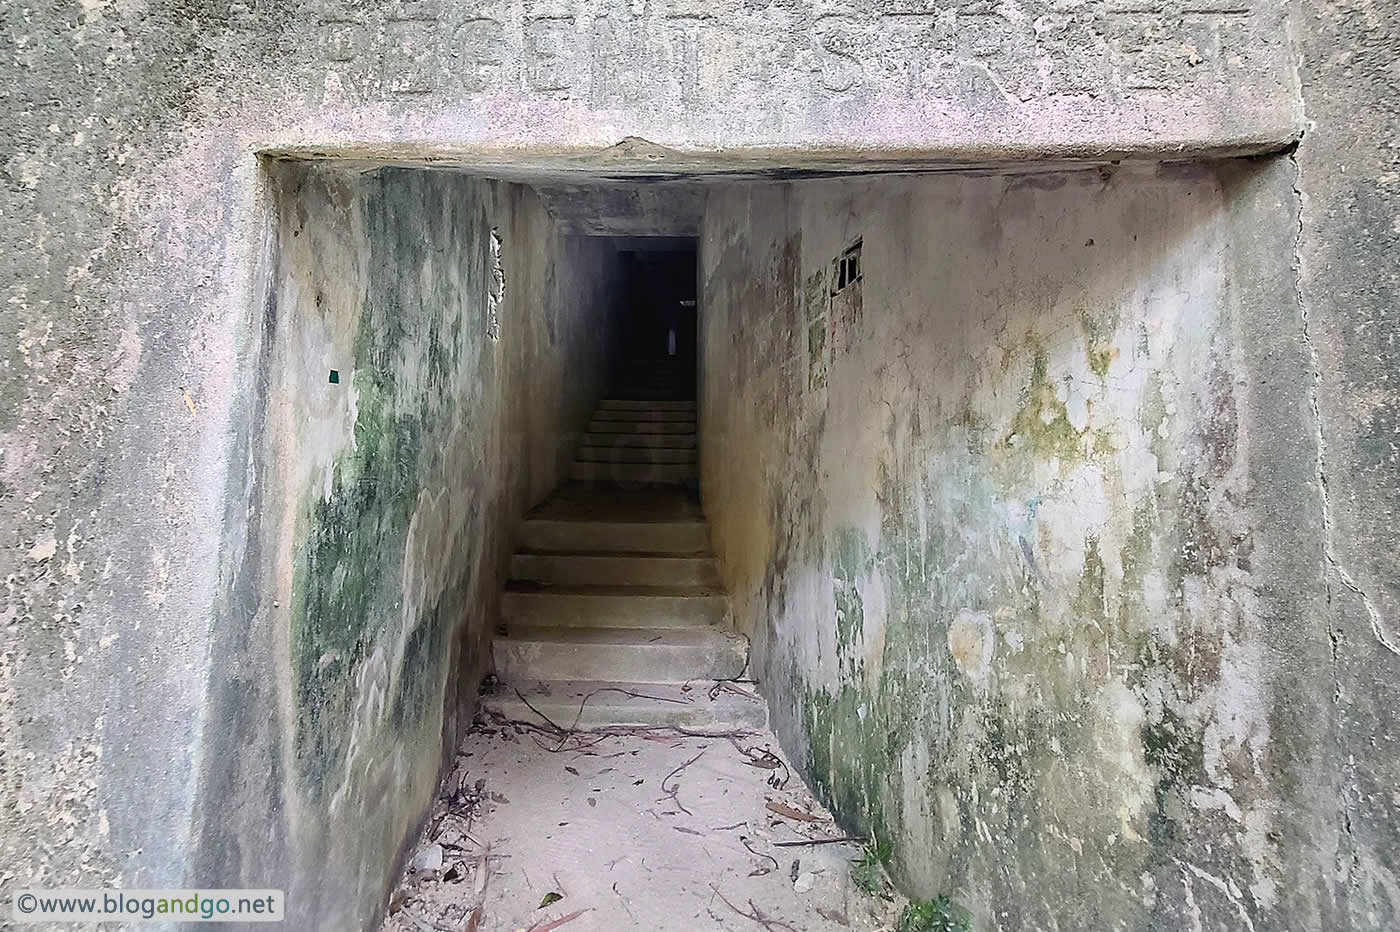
410;844;444;872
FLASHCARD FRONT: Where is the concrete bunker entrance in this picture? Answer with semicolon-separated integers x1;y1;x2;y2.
257;151;1288;931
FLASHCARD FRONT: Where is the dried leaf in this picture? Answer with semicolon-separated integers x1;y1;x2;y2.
539;892;564;909
472;851;490;898
529;908;590;932
464;904;484;932
766;801;822;822
491;793;511;804
564;766;579;776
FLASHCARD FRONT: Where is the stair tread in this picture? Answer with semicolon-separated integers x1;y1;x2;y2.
505;582;725;598
524;515;707;526
583;434;697;448
496;625;742;646
515;548;716;559
526;484;704;522
489;679;756;700
481;679;765;729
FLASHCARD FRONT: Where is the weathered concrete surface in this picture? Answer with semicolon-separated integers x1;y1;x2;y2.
186;164;621;929
533;182;706;236
0;148;622;926
697;162;1333;929
1295;2;1400;927
379;724;900;932
0;0;1321;927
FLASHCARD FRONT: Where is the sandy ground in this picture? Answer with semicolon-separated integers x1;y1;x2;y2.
379;713;904;932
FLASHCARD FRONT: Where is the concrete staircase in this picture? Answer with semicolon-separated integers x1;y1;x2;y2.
570;399;698;485
485;398;765;731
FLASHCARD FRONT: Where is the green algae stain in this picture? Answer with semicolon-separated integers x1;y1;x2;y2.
288;177;479;800
290;359;425;799
833;527;873;672
1080;310;1119;380
1076;537;1107;620
1117;503;1157;631
1002;345;1086;463
799;680;902;863
949;396;991;455
1001;337;1127;467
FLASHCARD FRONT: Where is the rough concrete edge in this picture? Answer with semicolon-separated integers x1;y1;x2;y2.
254;132;1305;179
182;156;284;890
1211;147;1337;928
1285;6;1400;913
1289;155;1400;662
364;651;492;932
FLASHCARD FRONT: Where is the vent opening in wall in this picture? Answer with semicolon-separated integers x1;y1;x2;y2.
487;227;504;341
832;238;862;294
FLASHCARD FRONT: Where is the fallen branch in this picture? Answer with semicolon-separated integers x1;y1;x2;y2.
772;835;866;847
706;640;753;700
512;689;568;734
709;886;798;932
659;749;706;816
594;686;691;705
730;738;790;789
495;715;756;750
741;836;779;873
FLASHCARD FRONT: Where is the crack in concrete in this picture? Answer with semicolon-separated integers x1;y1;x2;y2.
1290;148;1400;659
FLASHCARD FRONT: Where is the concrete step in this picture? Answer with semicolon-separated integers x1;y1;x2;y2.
597;399;696;412
510;552;720;587
582;432;696;449
577;446;696;465
587;419;695;435
502;584;726;627
592;408;695;422
481;679;767;730
520;518;709;554
570;461;697;483
493;626;748;683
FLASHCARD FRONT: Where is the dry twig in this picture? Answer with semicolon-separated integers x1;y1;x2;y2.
772;835;866;847
709;885;798;932
659;749;706;816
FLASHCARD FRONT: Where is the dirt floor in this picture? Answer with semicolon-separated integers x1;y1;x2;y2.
379;704;909;932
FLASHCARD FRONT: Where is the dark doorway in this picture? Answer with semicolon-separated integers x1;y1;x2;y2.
611;242;698;401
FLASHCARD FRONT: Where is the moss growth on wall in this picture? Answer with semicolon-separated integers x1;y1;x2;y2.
833;526;872;674
287;170;475;801
1002;345;1084;463
290;368;424;798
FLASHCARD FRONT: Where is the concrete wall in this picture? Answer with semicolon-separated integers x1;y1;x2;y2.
189;163;619;929
0;1;1372;929
1295;2;1400;927
698;162;1331;929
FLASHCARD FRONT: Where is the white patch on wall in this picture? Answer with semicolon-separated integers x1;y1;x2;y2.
947;608;994;683
487;227;504;341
